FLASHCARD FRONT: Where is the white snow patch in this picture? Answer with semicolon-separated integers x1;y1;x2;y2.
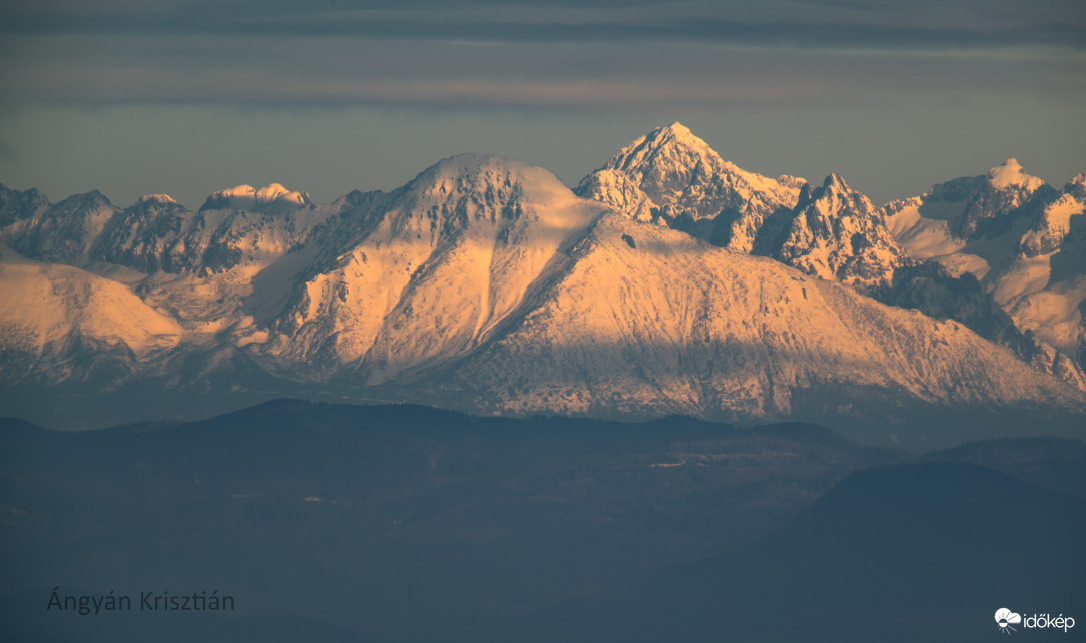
0;253;182;358
885;201;965;259
988;158;1045;191
933;253;990;279
139;194;177;204
1008;277;1086;352
210;183;308;209
992;254;1052;305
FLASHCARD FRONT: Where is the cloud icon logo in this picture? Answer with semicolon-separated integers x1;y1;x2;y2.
995;608;1022;634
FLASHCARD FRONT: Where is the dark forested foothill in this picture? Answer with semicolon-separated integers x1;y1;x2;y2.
2;401;1083;642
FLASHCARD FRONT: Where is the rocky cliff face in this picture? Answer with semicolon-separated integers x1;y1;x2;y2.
574;122;803;252
764;174;907;290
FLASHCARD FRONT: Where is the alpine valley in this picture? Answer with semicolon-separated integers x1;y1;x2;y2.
2;123;1084;448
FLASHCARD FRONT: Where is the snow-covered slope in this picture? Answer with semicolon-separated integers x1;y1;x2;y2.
0;248;181;384
0;181;348;387
996;175;1086;367
254;154;609;382
881;159;1053;279
883;163;1086;375
575;123;804;252
423;213;1082;440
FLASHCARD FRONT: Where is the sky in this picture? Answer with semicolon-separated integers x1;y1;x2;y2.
1;0;1084;209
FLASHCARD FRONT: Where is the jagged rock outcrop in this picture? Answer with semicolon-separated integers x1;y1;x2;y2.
574;122;803;252
759;174;907;290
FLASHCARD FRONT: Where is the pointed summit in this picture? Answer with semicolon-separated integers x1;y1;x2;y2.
647;121;701;149
771;172;905;290
576;123;804;252
988;158;1045;191
663;121;691;135
822;173;852;192
600;122;719;177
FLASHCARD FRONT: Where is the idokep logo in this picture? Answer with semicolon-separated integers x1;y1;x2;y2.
996;608;1022;634
995;608;1076;635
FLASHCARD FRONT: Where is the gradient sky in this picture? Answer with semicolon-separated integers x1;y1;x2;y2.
1;0;1083;209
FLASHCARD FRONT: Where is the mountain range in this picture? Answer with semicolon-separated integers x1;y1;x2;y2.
1;123;1084;446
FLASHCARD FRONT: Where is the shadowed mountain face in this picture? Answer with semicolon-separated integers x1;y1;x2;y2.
1;401;1083;642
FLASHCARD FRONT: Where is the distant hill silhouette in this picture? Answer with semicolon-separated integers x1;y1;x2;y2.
2;402;1083;641
519;462;1086;643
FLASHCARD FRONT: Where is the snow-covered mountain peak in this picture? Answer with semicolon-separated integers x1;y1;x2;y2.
822;173;852;192
662;120;692;135
256;183;301;203
415;152;573;185
883;159;1057;261
652;121;701;149
57;189;115;214
773;172;904;289
412;152;530;185
138;194;177;205
601;122;722;177
796;173;860;207
810;174;869;207
576;123;804;252
988;158;1045;191
202;182;309;211
73;189;108;202
263;153;608;380
1064;172;1086;198
405;153;588;221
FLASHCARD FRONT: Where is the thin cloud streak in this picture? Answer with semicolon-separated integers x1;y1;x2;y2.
3;35;1084;111
2;0;1084;51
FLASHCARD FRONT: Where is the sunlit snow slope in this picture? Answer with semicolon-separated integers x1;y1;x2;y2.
431;214;1081;436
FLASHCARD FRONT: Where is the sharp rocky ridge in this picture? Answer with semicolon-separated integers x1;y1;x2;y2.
0;125;1084;444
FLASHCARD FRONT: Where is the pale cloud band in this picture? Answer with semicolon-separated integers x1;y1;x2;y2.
3;33;1084;111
